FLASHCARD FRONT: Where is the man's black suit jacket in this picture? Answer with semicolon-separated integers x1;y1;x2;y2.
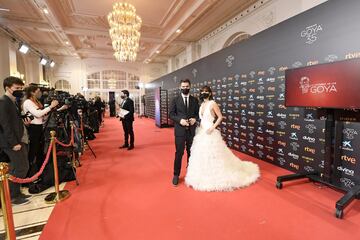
120;98;135;122
0;95;24;149
169;95;199;137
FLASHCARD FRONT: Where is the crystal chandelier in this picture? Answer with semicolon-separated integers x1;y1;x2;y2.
107;2;142;62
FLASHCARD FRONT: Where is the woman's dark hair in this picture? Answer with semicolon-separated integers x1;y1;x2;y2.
199;85;214;100
25;85;40;99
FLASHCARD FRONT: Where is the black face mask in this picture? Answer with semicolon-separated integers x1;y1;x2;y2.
12;90;24;99
199;92;210;100
181;89;190;95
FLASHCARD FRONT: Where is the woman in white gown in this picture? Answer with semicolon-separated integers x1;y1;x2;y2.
185;86;260;191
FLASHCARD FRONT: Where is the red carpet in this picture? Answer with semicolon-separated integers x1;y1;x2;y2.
40;117;360;240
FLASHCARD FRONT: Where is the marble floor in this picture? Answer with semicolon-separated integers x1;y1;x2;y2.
0;183;66;240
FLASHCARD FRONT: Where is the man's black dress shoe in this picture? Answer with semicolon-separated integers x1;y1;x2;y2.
172;176;179;186
119;145;129;149
127;146;134;150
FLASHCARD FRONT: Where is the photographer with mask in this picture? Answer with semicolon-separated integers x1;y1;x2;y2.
23;85;59;175
0;77;31;205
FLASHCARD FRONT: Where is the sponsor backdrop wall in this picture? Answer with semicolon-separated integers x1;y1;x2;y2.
146;0;360;190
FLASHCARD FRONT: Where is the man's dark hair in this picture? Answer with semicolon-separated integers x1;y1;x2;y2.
180;79;191;85
3;76;24;90
122;90;130;97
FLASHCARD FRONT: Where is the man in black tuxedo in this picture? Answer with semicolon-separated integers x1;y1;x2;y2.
0;77;31;205
119;90;135;150
169;79;199;186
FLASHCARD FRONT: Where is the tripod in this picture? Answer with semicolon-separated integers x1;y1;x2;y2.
79;114;96;158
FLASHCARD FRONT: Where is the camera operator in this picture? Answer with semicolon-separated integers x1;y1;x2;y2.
0;76;32;205
23;85;59;175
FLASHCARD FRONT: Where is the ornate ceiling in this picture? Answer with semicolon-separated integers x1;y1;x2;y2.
0;0;258;63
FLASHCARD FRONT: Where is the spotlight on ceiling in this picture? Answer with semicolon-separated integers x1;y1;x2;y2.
40;58;48;66
19;43;29;54
43;8;49;14
176;29;182;33
50;61;55;68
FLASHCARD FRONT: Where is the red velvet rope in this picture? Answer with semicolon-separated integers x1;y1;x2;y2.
9;139;54;184
54;126;74;147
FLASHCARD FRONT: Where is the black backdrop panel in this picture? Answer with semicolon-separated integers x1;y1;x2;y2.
147;0;360;188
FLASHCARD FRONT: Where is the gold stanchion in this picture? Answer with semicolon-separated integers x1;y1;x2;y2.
45;131;71;204
0;163;16;240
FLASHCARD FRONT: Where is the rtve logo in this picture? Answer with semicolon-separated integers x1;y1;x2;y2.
341;155;356;164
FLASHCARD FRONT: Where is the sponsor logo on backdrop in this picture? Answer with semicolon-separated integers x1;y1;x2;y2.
278;157;286;165
325;54;338;63
267;102;275;110
249;95;255;101
305;113;315;122
267;77;276;83
249;102;256;109
292;61;303;68
257;104;265;109
279;121;287;129
241;117;247;124
257;95;265;101
266;129;275;135
268;67;276;75
267;121;275;127
257;119;265;126
249;71;256;78
302;156;314;162
268;87;276;92
290;142;300;151
258;86;265;93
248;149;255;155
278;93;285;101
249;132;255;140
192;68;198;78
341;141;353;151
341;155;356;164
240;104;247;109
290;132;298;141
277;148;285;156
342;128;358;140
299;76;337;95
267;111;274;118
234;137;239;142
266;155;274;161
290;162;300;170
303;136;316;143
289;113;300;119
256;144;264;150
257;151;264;158
340;177;355;188
279;83;285;92
301;24;323;44
337;166;354;176
249;88;256;93
304;166;315;173
240;81;247;86
240;132;247;138
234;102;240;108
267;137;275;145
248;119;255;125
278;141;286;147
291;124;301;130
241;145;247;152
305;124;317;134
288;152;299;160
305;147;316;154
234;130;240;136
258;78;264;85
265;146;274;151
257;127;263;134
276;131;286;137
241;87;247;94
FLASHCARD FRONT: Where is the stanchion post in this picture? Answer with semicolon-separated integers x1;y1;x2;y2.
45;131;71;204
0;163;16;240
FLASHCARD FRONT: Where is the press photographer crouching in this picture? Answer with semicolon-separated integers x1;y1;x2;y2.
23;85;59;177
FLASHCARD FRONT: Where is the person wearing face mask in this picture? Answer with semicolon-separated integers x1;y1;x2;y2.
169;79;200;186
23;85;59;175
184;86;260;192
0;76;32;205
119;90;135;150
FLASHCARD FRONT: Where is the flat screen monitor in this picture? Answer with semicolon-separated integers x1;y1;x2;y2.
285;58;360;109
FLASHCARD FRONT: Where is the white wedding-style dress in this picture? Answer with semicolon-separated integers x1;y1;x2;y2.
185;100;260;191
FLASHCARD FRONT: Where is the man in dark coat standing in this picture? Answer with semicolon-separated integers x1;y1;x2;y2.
119;90;135;150
169;79;199;186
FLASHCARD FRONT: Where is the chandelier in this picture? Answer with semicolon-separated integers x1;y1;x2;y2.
107;2;142;62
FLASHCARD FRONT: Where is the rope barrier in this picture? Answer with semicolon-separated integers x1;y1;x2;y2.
9;138;54;184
